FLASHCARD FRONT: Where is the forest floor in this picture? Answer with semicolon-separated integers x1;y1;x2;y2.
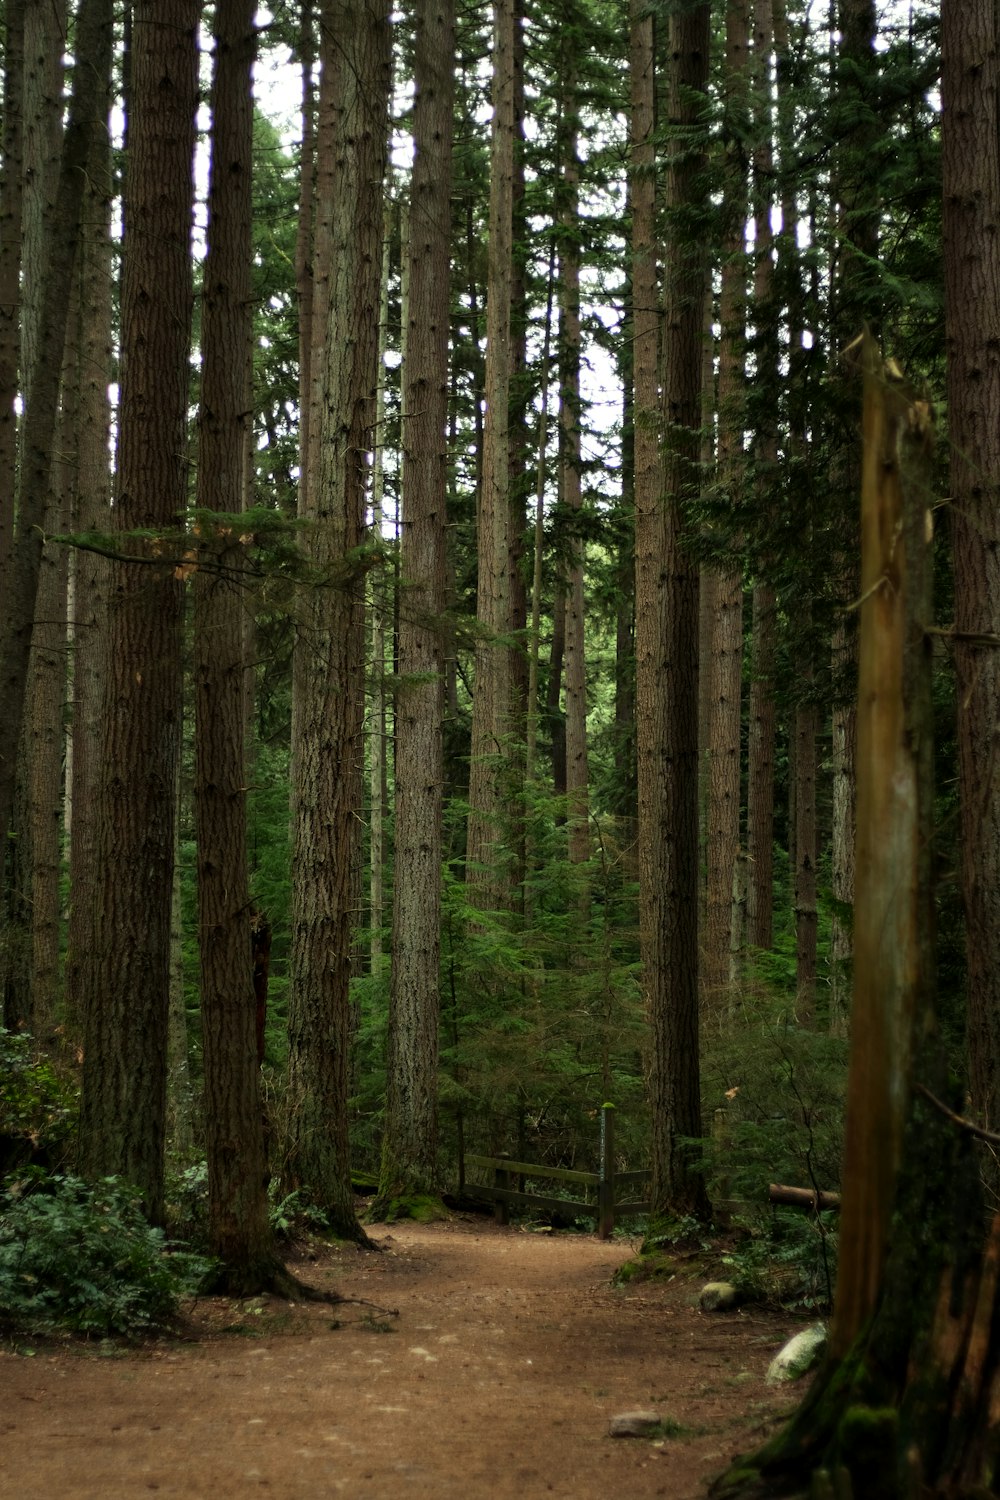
0;1213;809;1500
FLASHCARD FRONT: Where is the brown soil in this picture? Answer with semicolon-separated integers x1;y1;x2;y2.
0;1214;807;1499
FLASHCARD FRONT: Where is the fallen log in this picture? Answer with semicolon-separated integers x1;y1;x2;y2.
768;1183;841;1213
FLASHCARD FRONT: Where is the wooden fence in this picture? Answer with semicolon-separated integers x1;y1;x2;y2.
460;1104;650;1240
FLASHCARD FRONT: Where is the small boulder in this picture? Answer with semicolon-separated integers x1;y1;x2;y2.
700;1281;740;1312
766;1323;827;1384
609;1410;662;1438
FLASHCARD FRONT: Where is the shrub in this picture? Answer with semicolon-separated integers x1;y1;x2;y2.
0;1172;215;1339
0;1030;78;1173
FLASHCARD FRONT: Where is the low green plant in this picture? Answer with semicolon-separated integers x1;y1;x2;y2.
0;1030;78;1172
722;1207;838;1311
0;1172;215;1339
268;1185;333;1239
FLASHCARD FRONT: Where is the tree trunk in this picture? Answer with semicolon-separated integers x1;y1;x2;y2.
286;0;389;1242
465;0;515;916
194;0;277;1292
0;0;25;584
0;0;113;882
704;0;749;1017
942;0;1000;1168
377;0;454;1211
6;0;66;1035
78;0;196;1223
634;0;711;1227
368;197;393;979
711;344;992;1500
557;42;589;879
64;113;113;1044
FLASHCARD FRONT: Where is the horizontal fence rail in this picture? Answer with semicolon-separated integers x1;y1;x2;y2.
460;1105;651;1240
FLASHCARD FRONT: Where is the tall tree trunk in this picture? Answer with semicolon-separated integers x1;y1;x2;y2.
286;0;389;1241
78;0;197;1222
829;0;878;1033
377;0;454;1211
466;0;515;915
5;0;66;1034
194;0;277;1292
634;0;711;1226
0;0;25;584
558;43;588;878
942;0;1000;1162
524;241;556;795
713;348;991;1500
0;0;114;891
704;0;749;1016
64;111;113;1044
368;196;393;979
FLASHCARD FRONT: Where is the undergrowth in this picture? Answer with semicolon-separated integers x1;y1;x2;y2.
0;1171;215;1340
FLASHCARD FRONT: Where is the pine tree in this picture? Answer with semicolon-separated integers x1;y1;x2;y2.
634;0;710;1226
79;0;197;1221
193;0;277;1291
377;0;455;1212
285;0;390;1240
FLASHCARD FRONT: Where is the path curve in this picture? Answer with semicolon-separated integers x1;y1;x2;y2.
1;1216;800;1499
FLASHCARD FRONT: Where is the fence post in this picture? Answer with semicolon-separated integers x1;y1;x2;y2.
598;1103;615;1240
494;1154;510;1226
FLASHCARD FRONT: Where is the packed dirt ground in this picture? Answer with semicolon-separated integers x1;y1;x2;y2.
1;1214;808;1499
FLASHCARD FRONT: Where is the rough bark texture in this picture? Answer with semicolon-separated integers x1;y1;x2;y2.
711;350;995;1500
745;0;777;957
377;0;454;1209
558;52;589;877
633;0;710;1226
828;0;878;1034
465;0;515;914
64;119;113;1042
942;0;1000;1167
746;583;776;952
704;0;749;1016
286;0;389;1241
0;0;25;584
194;0;276;1292
78;0;196;1222
0;0;113;879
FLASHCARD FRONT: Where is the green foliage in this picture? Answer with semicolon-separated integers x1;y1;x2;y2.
0;1031;78;1172
0;1173;214;1339
722;1208;838;1312
267;1186;333;1240
700;962;846;1309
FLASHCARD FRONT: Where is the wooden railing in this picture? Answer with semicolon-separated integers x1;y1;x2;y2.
460;1104;650;1240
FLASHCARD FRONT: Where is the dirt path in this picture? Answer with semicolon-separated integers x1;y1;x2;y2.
1;1216;804;1499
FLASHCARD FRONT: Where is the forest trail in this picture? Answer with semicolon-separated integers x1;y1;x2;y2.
1;1216;803;1500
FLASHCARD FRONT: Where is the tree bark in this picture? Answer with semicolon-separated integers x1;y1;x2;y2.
942;0;1000;1169
64;112;113;1044
711;346;984;1500
557;37;589;879
466;0;515;916
286;0;389;1241
704;0;749;1017
634;0;711;1226
377;0;454;1210
78;0;196;1222
194;0;277;1292
0;0;114;881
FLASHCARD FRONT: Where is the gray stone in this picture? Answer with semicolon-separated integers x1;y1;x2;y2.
766;1323;827;1384
608;1410;662;1438
700;1281;740;1312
